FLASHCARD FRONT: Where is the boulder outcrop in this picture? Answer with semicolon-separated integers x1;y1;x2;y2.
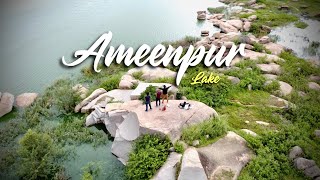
178;147;207;180
15;93;38;108
0;92;14;117
75;88;107;113
197;132;254;179
153;152;182;180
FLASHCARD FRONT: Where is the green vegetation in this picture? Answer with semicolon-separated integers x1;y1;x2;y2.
132;71;144;81
17;129;63;180
125;134;171;180
100;74;122;91
207;6;226;14
139;85;157;103
174;141;185;153
81;161;103;180
294;21;308;29
181;118;227;147
162;36;200;48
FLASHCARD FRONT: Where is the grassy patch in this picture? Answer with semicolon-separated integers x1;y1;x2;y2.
174;141;185;154
0;107;18;122
294;21;308;29
181;118;227;147
125;134;171;180
207;6;227;14
132;71;144;81
99;73;122;91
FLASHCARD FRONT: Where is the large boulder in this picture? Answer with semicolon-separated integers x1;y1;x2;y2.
227;76;240;85
105;89;134;102
289;146;304;160
0;92;14;117
152;152;182;180
294;158;315;170
104;109;129;137
243;21;251;31
220;32;240;42
243;50;282;62
178;147;207;180
197;132;254;179
263;74;278;80
219;22;239;33
111;130;133;165
74;88;107;113
279;81;293;96
264;42;284;55
259;36;270;44
119;74;138;89
268;95;290;109
308;82;320;91
15;93;38;108
226;20;243;30
81;93;112;113
257;63;281;75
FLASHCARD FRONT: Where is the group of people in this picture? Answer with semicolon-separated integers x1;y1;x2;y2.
145;85;171;111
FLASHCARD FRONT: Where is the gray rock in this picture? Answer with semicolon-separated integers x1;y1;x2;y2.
308;82;320;91
315;130;320;138
259;36;270;44
15;93;38;108
226;20;243;30
309;75;320;83
105;109;128;137
241;129;257;137
264;43;284;55
111;130;133;165
75;88;107;113
243;21;252;31
227;76;240;85
0;92;14;118
257;63;281;75
81;92;111;113
72;84;89;99
197;131;254;179
248;15;257;22
106;89;134;102
279;81;293;96
263;74;278;80
304;165;320;178
118;112;140;141
268;95;290;109
256;121;269;126
289;146;304;160
152;152;182;180
178;147;207;180
192;140;200;147
294;158;316;170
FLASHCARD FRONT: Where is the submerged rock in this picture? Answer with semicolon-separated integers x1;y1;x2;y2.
0;92;14;117
15;93;38;108
197;131;254;179
178;147;207;180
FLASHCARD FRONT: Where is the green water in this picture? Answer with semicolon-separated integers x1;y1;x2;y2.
0;0;223;95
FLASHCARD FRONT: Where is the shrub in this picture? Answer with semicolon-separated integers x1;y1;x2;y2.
18;129;62;180
125;134;171;180
52;116;108;146
132;71;144;81
139;85;157;103
181;118;227;146
174;141;185;153
81;161;102;180
207;6;226;14
252;42;265;52
100;74;122;91
263;80;280;93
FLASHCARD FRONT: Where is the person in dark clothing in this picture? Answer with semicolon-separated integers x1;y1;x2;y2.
145;92;152;111
155;89;162;107
159;85;171;104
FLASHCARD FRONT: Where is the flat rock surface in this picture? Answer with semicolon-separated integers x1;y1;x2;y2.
197;131;254;180
127;66;177;81
113;100;218;142
106;89;134;102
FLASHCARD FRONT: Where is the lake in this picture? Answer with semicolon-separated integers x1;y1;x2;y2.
0;0;223;95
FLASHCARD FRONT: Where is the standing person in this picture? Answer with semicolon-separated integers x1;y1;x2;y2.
159;85;171;104
155;89;162;107
145;92;152;111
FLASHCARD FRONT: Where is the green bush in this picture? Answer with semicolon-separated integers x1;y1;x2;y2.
100;74;122;91
294;21;308;29
18;129;62;180
207;6;226;14
52;116;108;146
132;71;144;81
174;141;185;153
263;80;280;93
81;161;102;180
139;85;157;103
181;118;227;146
125;134;171;180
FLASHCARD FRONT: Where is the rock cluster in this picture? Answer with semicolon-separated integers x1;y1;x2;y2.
289;146;320;179
197;132;254;179
119;66;177;89
72;84;89;99
85;99;218;164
